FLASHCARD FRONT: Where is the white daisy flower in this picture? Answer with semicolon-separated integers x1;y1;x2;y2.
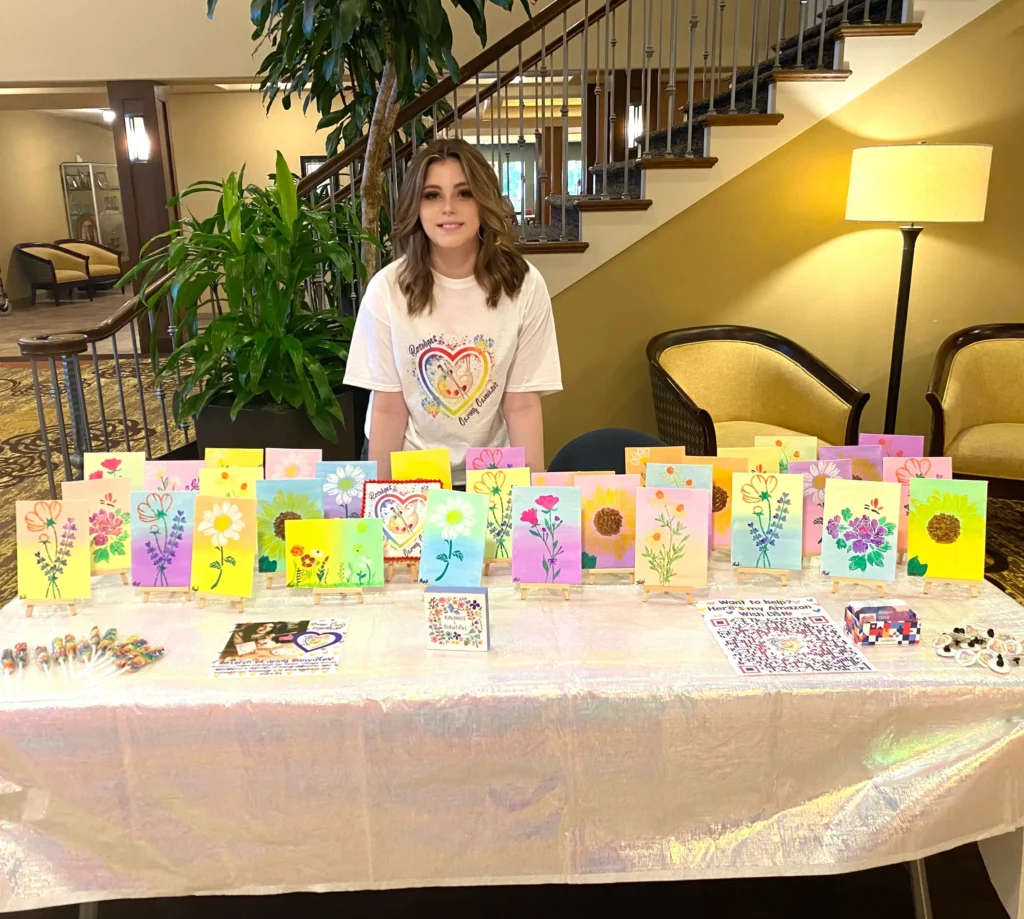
271;450;307;479
802;460;843;505
197;502;245;547
430;495;476;540
324;464;366;506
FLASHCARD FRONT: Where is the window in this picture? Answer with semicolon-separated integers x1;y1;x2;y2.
494;160;526;216
567;160;583;196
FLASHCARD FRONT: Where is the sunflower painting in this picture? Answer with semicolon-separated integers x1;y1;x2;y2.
190;496;257;597
467;467;531;560
883;457;953;554
255;479;324;573
907;480;988;581
578;474;640;570
730;473;804;571
676;457;747;549
418;489;489;586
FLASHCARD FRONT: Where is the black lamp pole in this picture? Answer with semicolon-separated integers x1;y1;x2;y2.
883;224;923;435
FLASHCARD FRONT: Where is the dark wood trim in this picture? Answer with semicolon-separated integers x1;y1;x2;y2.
636;156;718;170
767;69;853;82
925;391;945;457
702;113;784;126
832;23;922;39
647;357;716;453
515;241;589;254
572;198;653;212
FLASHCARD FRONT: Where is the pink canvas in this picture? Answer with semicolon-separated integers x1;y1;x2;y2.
465;447;528;471
635;487;710;589
511;487;583;585
790;459;852;557
859;434;926;459
265;449;322;480
819;445;884;482
882;456;953;553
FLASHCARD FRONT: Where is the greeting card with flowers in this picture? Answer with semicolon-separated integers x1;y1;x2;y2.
317;460;377;519
907;479;987;581
61;478;133;571
391;448;452;490
717;447;783;474
362;480;442;563
465;447;527;471
820;480;901;582
859;433;926;459
511;487;583;585
730;473;804;571
752;436;817;473
624;446;687;484
425;586;490;651
199;466;263;499
789;459;852;556
819;445;884;482
675;456;748;549
17;500;91;602
634;487;710;588
83;452;145;489
190;496;257;597
130;490;195;588
256;479;324;573
882;457;953;554
143;460;203;492
265;448;322;481
466;466;531;560
577;474;641;570
204;448;263;468
419;488;490;586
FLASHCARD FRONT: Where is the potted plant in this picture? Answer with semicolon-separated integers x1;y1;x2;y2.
125;151;376;459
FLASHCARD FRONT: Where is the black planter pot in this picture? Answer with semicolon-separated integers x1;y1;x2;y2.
194;387;368;462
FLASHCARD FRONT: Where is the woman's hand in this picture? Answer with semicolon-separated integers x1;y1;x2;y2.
502;391;545;473
368;392;409;478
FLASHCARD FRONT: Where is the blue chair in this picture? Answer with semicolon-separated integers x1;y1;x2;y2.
548;428;667;474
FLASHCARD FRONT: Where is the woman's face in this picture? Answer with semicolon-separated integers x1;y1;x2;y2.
418;158;481;254
254;623;273;638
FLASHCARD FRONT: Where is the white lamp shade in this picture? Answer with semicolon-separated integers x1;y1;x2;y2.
845;143;992;223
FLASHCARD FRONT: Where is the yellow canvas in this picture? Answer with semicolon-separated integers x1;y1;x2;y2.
392;448;452;490
753;436;817;472
16;500;92;602
285;518;342;588
191;496;257;598
677;456;748;548
205;448;264;468
82;452;146;489
907;479;988;581
717;447;782;474
199;466;263;499
467;467;531;560
624;446;687;485
61;478;133;572
532;471;612;486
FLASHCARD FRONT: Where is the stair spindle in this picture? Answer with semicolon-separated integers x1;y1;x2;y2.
816;0;828;68
750;0;761;113
581;0;590;190
774;0;786;69
795;0;807;69
728;0;740;112
517;42;527;221
666;0;679;156
623;0;633;196
609;9;618;193
602;0;612;195
685;0;698;155
29;360;57;497
643;0;655;155
561;11;570;234
708;0;719;112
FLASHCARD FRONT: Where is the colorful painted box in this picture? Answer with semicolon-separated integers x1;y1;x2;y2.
424;586;490;651
843;601;920;645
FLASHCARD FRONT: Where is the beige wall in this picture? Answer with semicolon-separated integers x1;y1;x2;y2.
544;0;1024;452
0;111;116;300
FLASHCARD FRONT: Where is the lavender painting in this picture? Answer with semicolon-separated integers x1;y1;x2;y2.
130;491;195;589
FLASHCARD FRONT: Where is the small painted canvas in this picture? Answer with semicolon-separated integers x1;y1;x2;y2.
789;459;852;556
61;478;133;572
753;436;817;473
859;433;926;459
730;473;804;571
205;448;263;468
532;471;612;486
143;460;203;492
362;479;441;562
624;446;688;484
391;448;452;490
83;452;145;489
634;487;710;588
511;486;583;585
256;479;324;573
317;460;377;519
883;457;953;553
199;466;263;499
819;480;901;582
425;586;490;651
717;447;783;474
677;456;748;549
284;518;343;588
17;500;92;603
578;474;640;570
130;490;195;589
337;518;385;587
190;496;257;598
465;447;527;471
907;479;987;581
419;489;489;586
645;463;714;555
466;466;531;560
265;448;322;480
819;445;884;482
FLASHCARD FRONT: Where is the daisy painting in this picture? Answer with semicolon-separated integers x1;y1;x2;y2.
317;461;377;519
790;459;851;556
191;495;257;597
265;448;322;481
883;456;953;554
418;489;489;586
579;474;640;570
907;479;987;581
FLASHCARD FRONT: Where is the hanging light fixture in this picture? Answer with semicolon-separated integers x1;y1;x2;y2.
124;114;151;163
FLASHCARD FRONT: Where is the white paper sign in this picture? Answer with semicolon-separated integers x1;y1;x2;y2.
699;597;824;617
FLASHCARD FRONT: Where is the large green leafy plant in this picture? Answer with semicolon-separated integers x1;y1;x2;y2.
125;151;375;441
207;0;531;277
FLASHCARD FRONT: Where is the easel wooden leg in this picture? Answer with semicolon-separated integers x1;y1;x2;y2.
24;604;33;618
119;572;129;585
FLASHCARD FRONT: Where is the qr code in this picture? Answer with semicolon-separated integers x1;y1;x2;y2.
708;615;874;675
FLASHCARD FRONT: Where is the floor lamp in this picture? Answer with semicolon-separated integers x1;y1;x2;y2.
845;142;992;434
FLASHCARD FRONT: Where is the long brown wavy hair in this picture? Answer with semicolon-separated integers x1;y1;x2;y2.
394;137;528;316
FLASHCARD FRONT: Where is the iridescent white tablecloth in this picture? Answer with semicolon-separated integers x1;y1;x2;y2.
0;559;1023;911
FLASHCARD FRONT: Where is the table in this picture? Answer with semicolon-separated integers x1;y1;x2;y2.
0;559;1023;915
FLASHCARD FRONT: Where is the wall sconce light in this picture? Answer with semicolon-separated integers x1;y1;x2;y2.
124;114;151;163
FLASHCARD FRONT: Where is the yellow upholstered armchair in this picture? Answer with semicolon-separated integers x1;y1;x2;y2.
14;244;91;305
926;324;1024;497
647;326;869;454
55;239;126;294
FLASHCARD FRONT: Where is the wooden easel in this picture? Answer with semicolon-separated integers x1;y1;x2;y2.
312;588;365;605
830;577;885;598
519;583;571;600
141;586;191;603
923;577;981;599
735;567;789;586
107;570;130;585
483;559;510;576
587;568;636;585
24;600;79;618
263;573;285;589
641;584;695;604
385;561;420;582
195;594;245;612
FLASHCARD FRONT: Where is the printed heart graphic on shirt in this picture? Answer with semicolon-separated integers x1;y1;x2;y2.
292;630;344;653
417;345;491;417
374;492;428;550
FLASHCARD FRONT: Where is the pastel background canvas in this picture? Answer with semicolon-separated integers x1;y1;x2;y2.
337;518;385;587
17;500;92;602
883;457;953;553
419;489;489;586
752;436;817;472
730;473;804;571
83;452;145;488
819;480;901;582
130;490;195;589
625;446;687;484
256;479;323;573
579;474;640;570
391;449;452;490
191;496;257;598
819;445;884;482
790;459;852;556
859;434;926;458
265;448;322;480
645;463;713;555
144;460;203;492
61;478;132;572
205;448;263;468
285;519;343;588
635;487;710;588
466;467;530;560
511;487;582;585
465;447;526;471
717;447;782;474
199;467;263;499
317;460;377;519
363;480;439;562
907;479;987;581
425;587;489;651
680;457;747;548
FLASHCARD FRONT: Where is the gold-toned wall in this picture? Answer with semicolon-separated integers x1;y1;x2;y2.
545;0;1024;452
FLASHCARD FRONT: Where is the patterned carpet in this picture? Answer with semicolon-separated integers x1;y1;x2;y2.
0;359;1021;607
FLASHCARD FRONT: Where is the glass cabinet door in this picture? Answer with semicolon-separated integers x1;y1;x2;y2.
92;165;126;259
62;163;98;242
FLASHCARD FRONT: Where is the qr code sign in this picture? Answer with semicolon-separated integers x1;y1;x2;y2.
709;615;874;675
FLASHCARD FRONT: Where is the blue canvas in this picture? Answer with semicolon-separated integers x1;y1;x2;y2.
255;479;324;573
729;473;804;571
316;461;377;519
418;489;489;587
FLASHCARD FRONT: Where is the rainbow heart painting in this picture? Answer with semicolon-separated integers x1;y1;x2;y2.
362;480;441;562
130;491;195;589
418;489;489;586
511;487;583;585
417;341;493;419
317;460;377;519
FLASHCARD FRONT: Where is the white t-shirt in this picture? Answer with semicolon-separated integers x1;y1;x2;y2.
343;257;563;484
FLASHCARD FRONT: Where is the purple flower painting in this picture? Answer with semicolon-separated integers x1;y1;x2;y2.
819;481;902;582
130;491;195;589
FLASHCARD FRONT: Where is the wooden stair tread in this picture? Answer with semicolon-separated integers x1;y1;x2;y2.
572;198;653;212
636;156;718;170
766;69;852;82
515;240;589;254
832;22;922;38
701;113;785;126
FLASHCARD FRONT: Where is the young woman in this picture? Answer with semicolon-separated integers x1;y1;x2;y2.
344;137;562;486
